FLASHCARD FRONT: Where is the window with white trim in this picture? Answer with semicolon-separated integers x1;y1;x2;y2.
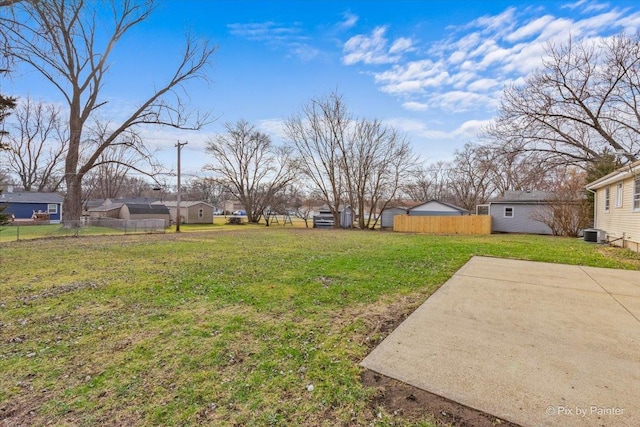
604;187;610;211
47;204;58;214
634;177;640;211
615;182;623;208
504;207;514;218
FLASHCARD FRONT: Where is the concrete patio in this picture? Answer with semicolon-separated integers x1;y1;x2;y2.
361;256;640;427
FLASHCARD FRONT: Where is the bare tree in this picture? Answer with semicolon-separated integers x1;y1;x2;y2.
4;98;67;191
185;176;230;208
402;161;452;202
447;143;496;211
529;167;590;237
1;0;215;222
344;118;418;228
284;91;349;227
484;33;640;169
286;92;419;228
205;120;297;223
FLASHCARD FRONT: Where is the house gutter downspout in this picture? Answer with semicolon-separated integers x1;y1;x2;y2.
586;188;597;230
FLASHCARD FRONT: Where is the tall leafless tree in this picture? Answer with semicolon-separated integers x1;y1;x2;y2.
284;91;349;226
344;118;417;228
205;120;297;223
447;143;496;211
483;33;640;168
286;91;418;228
0;0;215;222
529;167;591;237
402;161;452;203
4;98;67;191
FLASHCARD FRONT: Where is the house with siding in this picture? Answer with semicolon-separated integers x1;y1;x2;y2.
408;200;469;217
483;191;555;235
380;206;408;229
586;160;640;252
0;191;63;223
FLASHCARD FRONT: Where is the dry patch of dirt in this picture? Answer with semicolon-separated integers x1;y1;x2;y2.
362;370;520;427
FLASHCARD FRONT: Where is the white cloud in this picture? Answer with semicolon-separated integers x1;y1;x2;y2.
402;101;428;111
467;78;500;92
430;91;493;113
227;22;301;42
385;118;452;140
342;26;414;65
257;118;287;140
506;15;555;42
452;119;493;138
389;37;414;54
562;0;610;13
342;1;640;134
338;12;359;30
227;21;315;62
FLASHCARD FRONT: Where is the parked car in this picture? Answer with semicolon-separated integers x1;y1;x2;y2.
232;210;246;216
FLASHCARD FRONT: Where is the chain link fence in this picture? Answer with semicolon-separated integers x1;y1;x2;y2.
0;218;167;242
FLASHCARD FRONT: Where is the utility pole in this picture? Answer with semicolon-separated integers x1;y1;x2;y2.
176;141;188;232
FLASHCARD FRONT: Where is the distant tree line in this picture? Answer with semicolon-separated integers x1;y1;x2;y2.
1;0;637;232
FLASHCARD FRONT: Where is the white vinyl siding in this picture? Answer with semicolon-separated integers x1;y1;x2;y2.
635;177;640;211
594;175;640;251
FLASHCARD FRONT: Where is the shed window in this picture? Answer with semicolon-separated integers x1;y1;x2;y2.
504;207;514;218
198;208;204;218
634;177;640;211
616;183;623;208
47;204;58;214
604;187;610;211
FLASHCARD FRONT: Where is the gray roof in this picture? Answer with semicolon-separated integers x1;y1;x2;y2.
0;191;64;204
409;199;469;213
88;203;124;212
492;191;555;203
126;203;169;215
160;200;214;208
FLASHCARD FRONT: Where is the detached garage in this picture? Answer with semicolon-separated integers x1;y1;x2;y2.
408;200;469;216
159;201;214;224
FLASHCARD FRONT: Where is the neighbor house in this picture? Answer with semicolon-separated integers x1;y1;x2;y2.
481;191;555;235
380;206;409;229
157;201;214;224
408;200;469;217
88;199;170;227
0;190;63;223
586;160;640;252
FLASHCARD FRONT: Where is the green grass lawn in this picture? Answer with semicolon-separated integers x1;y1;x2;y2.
0;229;638;426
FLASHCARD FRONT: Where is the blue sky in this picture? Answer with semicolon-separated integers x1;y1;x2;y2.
4;0;640;182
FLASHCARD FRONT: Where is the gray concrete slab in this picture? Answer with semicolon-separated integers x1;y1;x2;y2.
361;256;640;427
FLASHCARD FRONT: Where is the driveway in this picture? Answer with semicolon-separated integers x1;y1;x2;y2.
361;256;640;427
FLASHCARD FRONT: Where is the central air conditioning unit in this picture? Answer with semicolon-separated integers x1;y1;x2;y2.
583;229;606;243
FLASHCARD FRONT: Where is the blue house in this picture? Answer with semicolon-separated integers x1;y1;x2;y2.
1;191;64;223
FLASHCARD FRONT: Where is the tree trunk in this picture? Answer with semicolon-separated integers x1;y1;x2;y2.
63;174;82;226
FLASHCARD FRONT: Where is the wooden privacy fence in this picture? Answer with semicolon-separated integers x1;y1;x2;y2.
393;215;492;235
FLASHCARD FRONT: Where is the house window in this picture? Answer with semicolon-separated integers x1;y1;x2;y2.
504;207;514;218
47;204;58;214
616;183;623;208
634;177;640;211
604;187;610;211
198;208;204;218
